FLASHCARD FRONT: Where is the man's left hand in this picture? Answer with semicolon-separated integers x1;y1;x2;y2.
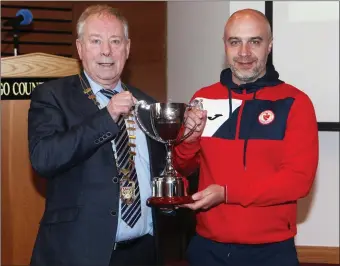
181;184;226;211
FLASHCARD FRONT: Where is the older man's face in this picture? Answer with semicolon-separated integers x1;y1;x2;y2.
76;14;130;88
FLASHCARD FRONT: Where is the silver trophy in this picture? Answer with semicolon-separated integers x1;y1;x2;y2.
134;101;201;207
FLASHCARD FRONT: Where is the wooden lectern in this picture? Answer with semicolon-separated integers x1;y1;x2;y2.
1;53;80;265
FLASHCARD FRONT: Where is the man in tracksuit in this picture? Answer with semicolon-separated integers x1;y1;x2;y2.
173;8;318;266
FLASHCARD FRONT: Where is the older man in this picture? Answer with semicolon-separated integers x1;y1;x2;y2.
174;9;318;266
28;5;166;266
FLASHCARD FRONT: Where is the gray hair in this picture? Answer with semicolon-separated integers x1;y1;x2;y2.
77;5;129;40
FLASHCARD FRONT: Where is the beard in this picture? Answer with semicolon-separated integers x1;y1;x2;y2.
228;56;266;84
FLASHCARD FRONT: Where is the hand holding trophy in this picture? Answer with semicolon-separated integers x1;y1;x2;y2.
134;100;203;207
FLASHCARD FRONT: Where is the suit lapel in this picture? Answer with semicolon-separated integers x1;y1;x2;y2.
70;71;100;118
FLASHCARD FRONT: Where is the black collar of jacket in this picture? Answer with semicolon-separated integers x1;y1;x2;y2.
220;64;284;93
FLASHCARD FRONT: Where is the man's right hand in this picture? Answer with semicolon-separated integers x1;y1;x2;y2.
106;91;137;122
183;108;207;143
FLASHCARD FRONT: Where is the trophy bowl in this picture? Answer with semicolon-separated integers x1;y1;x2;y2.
134;101;200;207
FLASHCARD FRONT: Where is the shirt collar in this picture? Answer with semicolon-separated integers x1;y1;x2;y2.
83;71;123;94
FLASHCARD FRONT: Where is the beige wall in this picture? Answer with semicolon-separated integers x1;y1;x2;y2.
167;1;229;103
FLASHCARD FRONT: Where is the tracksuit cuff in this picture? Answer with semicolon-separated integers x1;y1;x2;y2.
225;180;245;205
175;140;201;156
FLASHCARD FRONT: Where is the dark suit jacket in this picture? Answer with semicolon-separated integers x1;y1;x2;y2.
28;73;166;266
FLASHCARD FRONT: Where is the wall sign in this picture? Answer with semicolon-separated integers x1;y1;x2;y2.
0;78;54;100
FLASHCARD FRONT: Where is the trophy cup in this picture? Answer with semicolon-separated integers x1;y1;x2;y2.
134;101;201;207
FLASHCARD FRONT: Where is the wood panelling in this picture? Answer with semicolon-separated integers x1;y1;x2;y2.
1;7;73;20
1;100;47;264
9;20;73;32
124;62;167;101
1;53;80;77
297;246;340;265
1;43;73;57
2;32;73;43
1;1;73;8
1;1;73;57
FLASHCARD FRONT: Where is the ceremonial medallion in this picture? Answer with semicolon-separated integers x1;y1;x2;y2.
120;179;136;205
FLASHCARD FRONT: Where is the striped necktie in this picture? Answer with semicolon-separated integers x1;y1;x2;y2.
100;89;141;228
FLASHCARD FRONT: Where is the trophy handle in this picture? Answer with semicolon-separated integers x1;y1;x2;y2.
177;118;197;143
134;100;166;144
176;100;203;143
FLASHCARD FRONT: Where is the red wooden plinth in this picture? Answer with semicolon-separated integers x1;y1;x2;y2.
147;196;194;207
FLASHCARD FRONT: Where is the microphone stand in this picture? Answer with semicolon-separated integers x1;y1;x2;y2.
13;26;20;56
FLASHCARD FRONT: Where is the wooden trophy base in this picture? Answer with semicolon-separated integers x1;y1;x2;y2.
147;196;194;207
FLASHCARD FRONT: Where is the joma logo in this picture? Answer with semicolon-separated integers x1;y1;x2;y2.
208;114;222;120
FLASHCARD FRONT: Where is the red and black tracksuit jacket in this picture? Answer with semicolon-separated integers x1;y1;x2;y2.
174;65;319;244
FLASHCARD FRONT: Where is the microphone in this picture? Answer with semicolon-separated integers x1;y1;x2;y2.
3;9;33;27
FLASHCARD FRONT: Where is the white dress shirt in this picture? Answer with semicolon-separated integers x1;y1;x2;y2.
84;72;153;242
